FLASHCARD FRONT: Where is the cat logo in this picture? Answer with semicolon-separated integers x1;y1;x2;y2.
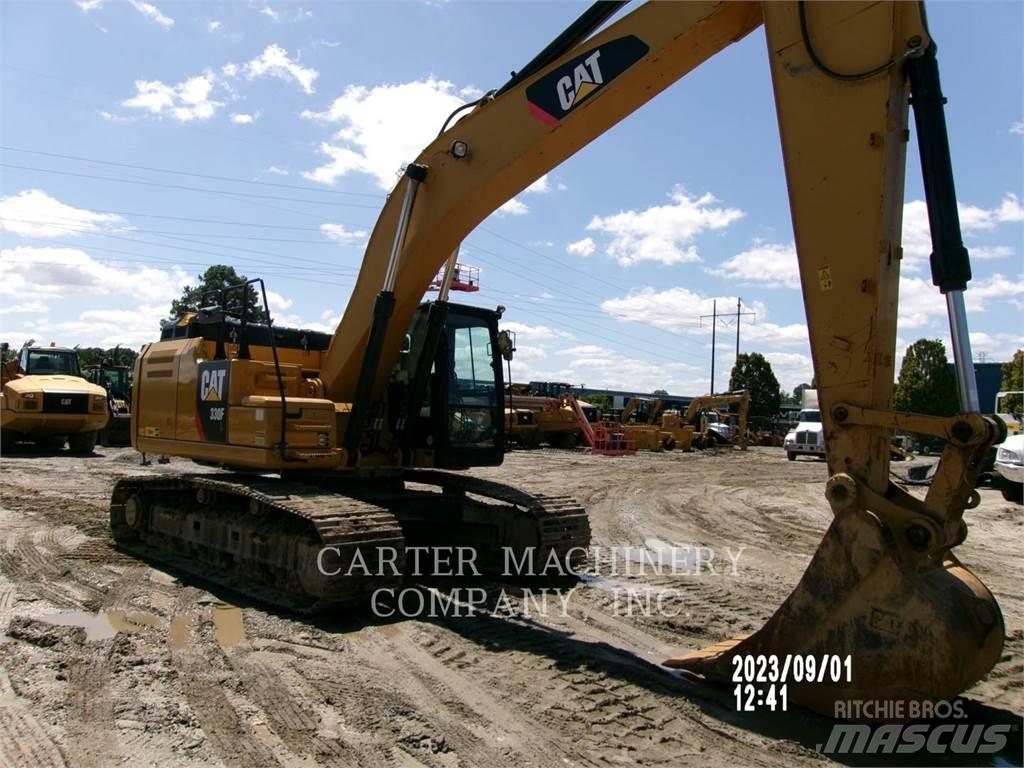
200;367;227;402
556;51;604;111
196;360;230;442
526;36;649;125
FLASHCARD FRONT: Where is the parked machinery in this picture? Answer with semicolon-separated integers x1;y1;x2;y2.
1;342;108;453
83;359;133;446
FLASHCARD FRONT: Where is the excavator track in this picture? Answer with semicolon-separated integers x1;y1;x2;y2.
109;471;591;612
401;470;592;571
110;474;406;613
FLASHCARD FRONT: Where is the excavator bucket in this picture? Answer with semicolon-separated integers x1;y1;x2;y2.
664;507;1004;717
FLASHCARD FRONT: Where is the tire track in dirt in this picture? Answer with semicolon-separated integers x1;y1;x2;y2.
167;604;283;767
342;623;568;767
59;564;167;767
64;655;120;767
0;669;68;768
226;652;360;767
365;614;794;768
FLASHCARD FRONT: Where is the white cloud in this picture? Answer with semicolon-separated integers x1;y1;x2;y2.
208;20;222;32
98;110;136;123
525;175;549;194
500;321;573;343
566;237;596;257
898;273;1024;328
320;222;368;244
76;0;103;11
708;241;798;289
601;286;712;333
972;245;1015;260
0;246;188;310
237;44;318;95
706;196;1021;286
301;77;473;189
995;194;1024;223
230;112;256;124
585;188;744;267
0;190;124;238
128;0;174;28
600;287;808;355
548;344;701;393
1010;121;1024;136
902;195;1023;271
259;5;279;22
966;273;1024;312
265;290;293;312
967;331;1024;362
496;198;528;216
122;72;222;122
265;166;289;176
0;301;48;316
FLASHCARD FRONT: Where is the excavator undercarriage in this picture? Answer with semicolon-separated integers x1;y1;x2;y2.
111;470;590;613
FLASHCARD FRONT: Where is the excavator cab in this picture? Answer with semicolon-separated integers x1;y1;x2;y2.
397;302;506;469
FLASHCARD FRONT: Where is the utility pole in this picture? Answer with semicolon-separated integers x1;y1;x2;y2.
735;297;755;358
700;298;756;395
710;300;717;394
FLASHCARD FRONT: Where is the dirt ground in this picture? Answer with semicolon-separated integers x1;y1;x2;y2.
0;445;1020;768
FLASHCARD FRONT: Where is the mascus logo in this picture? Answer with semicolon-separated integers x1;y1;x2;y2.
526;36;649;126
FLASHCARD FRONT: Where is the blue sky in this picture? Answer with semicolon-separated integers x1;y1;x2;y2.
1;0;1021;396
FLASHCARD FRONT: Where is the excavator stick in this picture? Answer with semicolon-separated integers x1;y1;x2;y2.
666;1;1005;715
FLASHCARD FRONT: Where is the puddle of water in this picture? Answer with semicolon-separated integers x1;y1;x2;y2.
168;615;189;649
212;604;244;647
39;604;243;647
108;611;161;633
38;611;118;641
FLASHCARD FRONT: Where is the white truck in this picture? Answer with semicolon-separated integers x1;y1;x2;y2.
993;390;1023;503
784;389;825;461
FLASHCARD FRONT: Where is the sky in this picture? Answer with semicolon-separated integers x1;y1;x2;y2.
0;0;1021;398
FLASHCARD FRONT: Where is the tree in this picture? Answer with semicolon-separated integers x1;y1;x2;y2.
582;393;611;413
76;346;139;369
792;382;812;404
999;349;1023;413
652;389;669;396
728;352;781;420
168;265;261;322
893;339;959;416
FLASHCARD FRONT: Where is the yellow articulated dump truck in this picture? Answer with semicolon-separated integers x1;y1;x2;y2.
1;342;109;454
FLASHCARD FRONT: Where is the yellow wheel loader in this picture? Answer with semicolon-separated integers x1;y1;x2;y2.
1;343;109;454
112;0;1005;716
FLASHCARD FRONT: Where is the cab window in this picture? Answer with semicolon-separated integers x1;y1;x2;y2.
447;324;497;448
23;350;80;376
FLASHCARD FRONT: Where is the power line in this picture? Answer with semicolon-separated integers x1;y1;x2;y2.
478;225;636;296
1;256;356;291
0;213;364;270
0;218;359;245
7;207;365;233
0;220;360;276
0;146;384;200
0;163;384;209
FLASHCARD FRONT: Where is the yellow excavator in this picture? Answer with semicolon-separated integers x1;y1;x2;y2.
113;1;1005;716
679;391;750;450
